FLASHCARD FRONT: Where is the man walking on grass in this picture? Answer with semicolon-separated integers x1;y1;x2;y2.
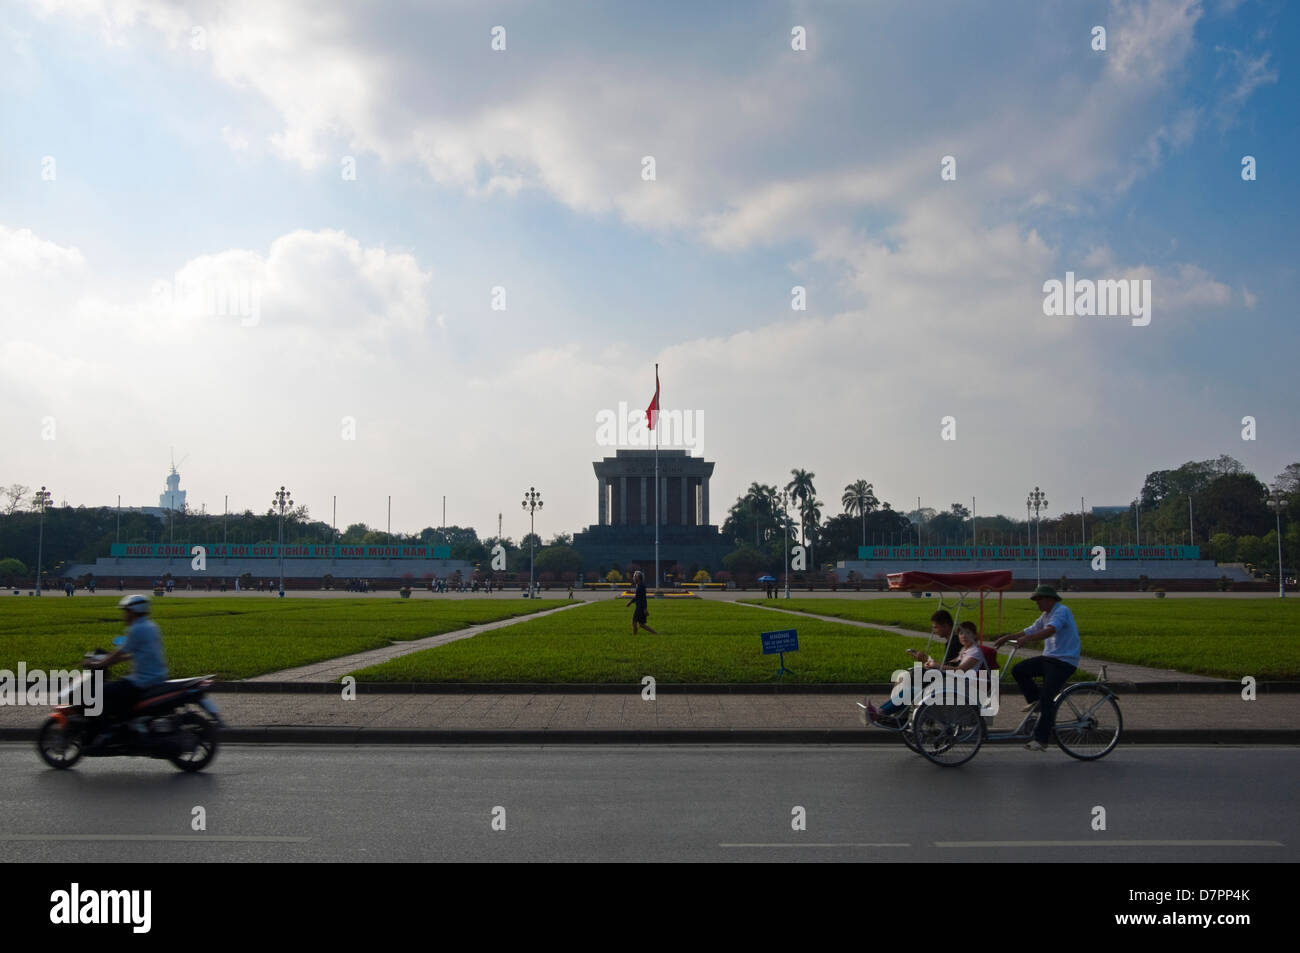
627;570;658;634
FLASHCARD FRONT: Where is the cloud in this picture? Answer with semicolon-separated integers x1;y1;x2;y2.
1212;47;1279;128
220;124;249;151
0;225;85;277
1105;0;1203;85
6;0;1279;529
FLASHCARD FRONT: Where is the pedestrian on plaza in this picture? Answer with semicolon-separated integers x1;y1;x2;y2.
626;570;658;635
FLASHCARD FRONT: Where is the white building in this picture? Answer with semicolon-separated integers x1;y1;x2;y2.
159;465;186;511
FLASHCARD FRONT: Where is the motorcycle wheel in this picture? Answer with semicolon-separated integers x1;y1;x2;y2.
168;711;219;773
37;717;84;769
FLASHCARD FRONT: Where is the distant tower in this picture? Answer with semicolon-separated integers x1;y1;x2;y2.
160;454;187;511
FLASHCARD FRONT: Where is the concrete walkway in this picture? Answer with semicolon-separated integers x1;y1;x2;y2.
3;689;1293;741
734;602;1228;684
245;601;591;682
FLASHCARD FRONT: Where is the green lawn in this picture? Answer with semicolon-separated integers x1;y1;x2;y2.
350;598;1018;683
740;597;1298;680
0;597;568;680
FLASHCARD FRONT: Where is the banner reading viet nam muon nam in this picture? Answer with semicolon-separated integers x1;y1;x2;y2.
856;545;1199;561
109;544;453;559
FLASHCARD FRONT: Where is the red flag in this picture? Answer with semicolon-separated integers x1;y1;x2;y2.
645;366;659;430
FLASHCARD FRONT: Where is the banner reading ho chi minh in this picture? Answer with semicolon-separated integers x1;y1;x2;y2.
856;545;1200;561
110;543;453;559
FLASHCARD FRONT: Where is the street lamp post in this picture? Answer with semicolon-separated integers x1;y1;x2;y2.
272;486;293;596
857;491;868;550
34;486;52;595
1027;486;1048;586
1266;489;1288;598
521;487;543;597
780;489;791;599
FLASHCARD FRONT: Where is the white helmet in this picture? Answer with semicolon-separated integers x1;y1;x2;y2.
118;593;151;615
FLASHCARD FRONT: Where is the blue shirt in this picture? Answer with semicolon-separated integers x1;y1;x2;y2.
1024;602;1081;667
122;617;168;687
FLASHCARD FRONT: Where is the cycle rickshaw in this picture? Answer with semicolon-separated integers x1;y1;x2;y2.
858;569;1123;767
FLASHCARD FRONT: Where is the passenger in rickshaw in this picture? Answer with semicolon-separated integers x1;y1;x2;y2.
928;610;961;665
866;621;987;726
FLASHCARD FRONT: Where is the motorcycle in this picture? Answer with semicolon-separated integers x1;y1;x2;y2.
36;651;223;773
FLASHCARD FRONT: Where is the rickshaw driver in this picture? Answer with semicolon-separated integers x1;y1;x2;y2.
991;585;1081;751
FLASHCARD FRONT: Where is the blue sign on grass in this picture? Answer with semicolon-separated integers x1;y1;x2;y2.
761;629;799;655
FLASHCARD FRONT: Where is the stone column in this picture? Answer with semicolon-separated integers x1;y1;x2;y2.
620;475;628;525
640;476;647;525
680;476;689;525
701;476;709;526
598;476;607;526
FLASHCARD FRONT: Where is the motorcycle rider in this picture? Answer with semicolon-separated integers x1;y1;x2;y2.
85;594;169;745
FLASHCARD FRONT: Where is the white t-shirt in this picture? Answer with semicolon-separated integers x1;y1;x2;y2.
1023;603;1081;666
955;644;987;671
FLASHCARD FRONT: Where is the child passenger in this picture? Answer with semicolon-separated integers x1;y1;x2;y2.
866;621;987;726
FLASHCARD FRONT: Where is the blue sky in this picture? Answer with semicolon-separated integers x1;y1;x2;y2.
0;0;1295;539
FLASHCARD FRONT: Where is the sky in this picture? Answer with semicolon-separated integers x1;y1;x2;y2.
1;0;1296;541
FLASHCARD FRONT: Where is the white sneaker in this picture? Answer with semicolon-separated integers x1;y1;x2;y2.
1024;739;1048;752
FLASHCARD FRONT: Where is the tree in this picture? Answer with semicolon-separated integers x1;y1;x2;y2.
0;557;27;583
722;545;770;578
785;469;816;545
341;522;371;543
1209;454;1246;477
1197;473;1270;538
722;482;782;547
800;496;824;569
533;545;582;575
1208;532;1236;563
1237;534;1267;571
548;532;573;547
818;513;862;564
1275;463;1300;496
2;485;29;516
841;480;878;516
927;507;969;544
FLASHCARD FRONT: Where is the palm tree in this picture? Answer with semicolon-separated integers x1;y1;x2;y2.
842;479;878;548
785;469;816;545
802;497;824;573
743;482;779;545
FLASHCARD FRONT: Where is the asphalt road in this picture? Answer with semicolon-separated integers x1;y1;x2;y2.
1;744;1294;862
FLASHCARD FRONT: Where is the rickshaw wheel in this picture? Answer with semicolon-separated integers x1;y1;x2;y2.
1052;684;1122;760
901;710;923;753
912;702;984;767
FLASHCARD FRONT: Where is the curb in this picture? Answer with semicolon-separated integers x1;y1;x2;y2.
4;727;1297;745
213;680;1296;694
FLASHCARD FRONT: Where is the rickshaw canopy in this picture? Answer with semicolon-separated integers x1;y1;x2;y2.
887;570;1014;592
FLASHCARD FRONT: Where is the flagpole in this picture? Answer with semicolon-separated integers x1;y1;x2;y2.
654;363;660;592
